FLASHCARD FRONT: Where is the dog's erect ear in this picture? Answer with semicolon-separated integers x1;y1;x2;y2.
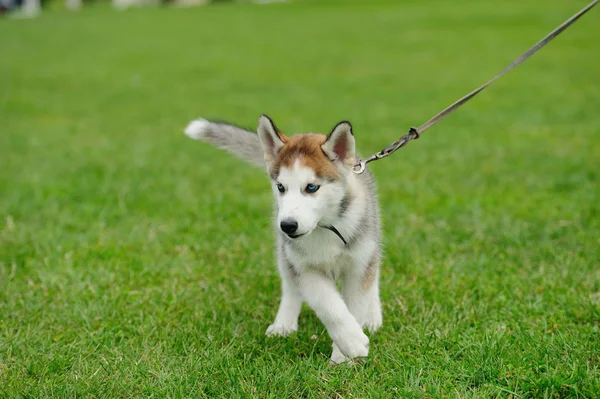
258;114;287;162
322;121;356;166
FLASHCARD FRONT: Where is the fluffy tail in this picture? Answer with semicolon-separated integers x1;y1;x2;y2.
184;118;265;167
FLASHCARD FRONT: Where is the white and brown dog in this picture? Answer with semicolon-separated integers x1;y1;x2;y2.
185;115;382;364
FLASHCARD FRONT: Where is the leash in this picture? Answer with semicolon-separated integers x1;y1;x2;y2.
353;0;599;174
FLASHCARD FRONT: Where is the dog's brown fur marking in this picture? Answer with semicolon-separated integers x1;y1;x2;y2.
270;134;340;181
361;251;380;291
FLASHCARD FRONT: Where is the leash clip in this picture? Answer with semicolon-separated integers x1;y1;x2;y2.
353;159;367;174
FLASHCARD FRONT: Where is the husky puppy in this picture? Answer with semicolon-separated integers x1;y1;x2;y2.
185;115;381;364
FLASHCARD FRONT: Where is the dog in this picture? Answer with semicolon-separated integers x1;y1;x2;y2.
184;115;382;364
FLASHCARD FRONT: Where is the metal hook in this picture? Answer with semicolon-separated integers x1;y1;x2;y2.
353;159;367;174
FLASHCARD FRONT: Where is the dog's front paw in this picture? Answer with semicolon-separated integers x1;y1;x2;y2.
265;323;297;337
330;323;369;359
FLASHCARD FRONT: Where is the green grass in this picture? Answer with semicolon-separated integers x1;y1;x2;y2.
1;0;599;397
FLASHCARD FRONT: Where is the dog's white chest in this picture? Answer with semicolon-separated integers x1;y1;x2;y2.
283;229;368;280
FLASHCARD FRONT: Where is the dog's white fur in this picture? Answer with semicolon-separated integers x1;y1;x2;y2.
185;115;382;364
184;118;210;139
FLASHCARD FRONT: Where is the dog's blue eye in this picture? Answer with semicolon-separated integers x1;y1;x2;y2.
305;184;320;193
276;183;285;193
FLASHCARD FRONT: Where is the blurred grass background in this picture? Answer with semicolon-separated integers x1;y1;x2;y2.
1;0;599;397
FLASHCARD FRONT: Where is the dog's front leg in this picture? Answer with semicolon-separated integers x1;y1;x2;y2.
298;271;369;360
330;251;382;365
342;251;383;333
266;254;303;337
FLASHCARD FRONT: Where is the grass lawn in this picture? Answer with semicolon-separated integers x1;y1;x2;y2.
1;0;599;397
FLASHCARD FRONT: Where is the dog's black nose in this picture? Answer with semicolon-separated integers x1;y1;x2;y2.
280;220;298;235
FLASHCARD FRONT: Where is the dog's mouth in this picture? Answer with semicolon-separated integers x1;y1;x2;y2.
286;233;305;239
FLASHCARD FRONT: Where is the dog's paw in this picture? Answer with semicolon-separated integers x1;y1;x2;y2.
330;323;369;359
362;299;382;333
363;311;382;333
329;343;349;365
265;323;297;337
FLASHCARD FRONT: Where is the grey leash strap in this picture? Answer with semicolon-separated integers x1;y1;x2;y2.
353;0;599;174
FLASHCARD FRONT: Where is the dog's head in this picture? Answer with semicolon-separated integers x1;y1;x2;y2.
257;115;356;240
